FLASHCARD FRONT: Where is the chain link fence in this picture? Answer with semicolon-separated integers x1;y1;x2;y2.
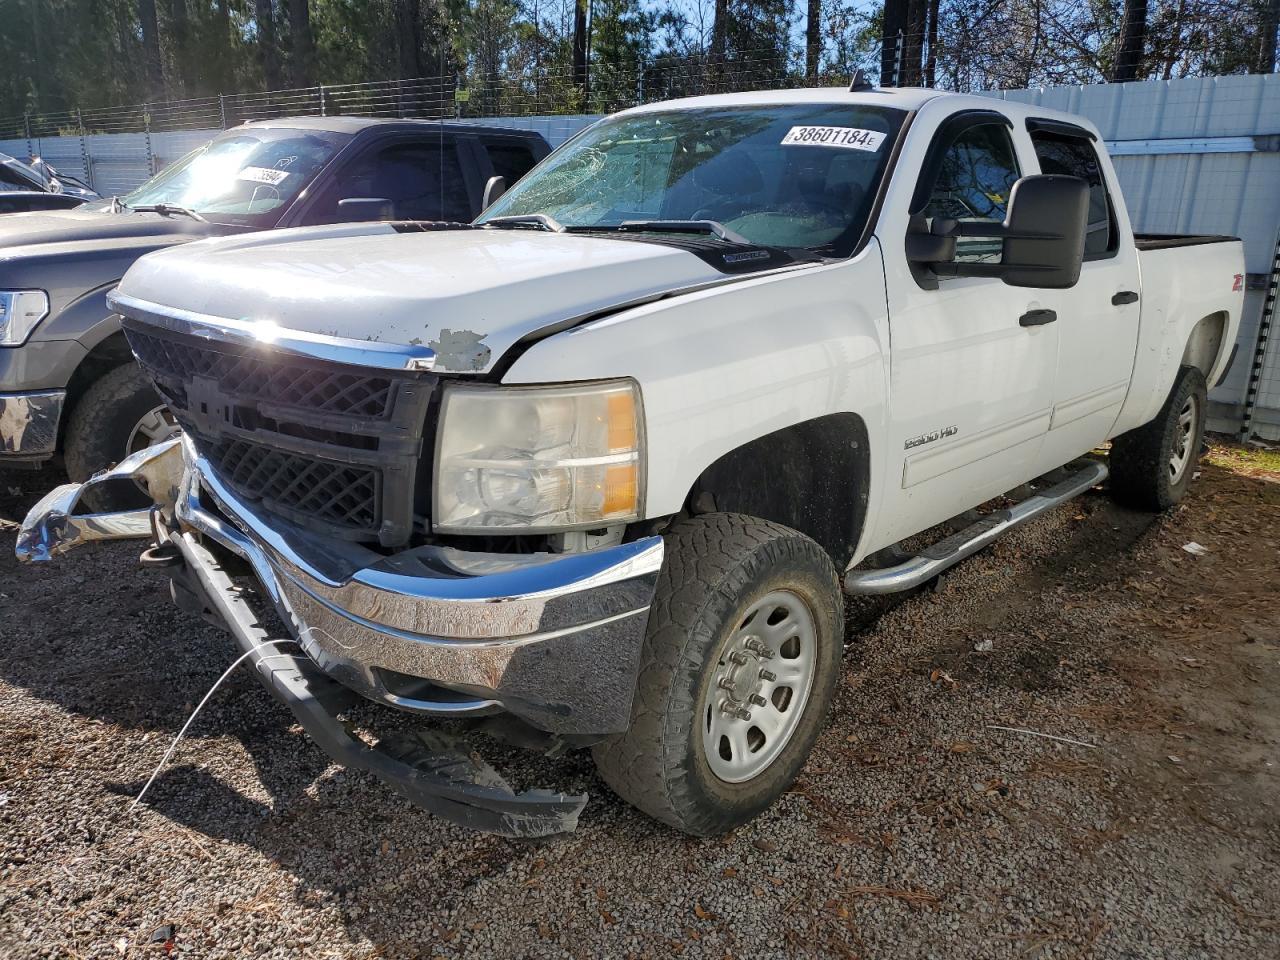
0;53;886;142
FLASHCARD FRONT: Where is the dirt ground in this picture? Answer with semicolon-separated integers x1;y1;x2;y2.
0;439;1277;959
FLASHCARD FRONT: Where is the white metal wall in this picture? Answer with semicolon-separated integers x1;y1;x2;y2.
983;74;1280;438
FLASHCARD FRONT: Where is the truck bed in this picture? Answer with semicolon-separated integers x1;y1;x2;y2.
1134;233;1240;251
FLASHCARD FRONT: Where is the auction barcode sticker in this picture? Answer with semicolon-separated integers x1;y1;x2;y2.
238;166;291;185
780;126;885;151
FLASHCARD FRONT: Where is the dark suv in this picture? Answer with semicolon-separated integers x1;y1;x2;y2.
0;117;549;502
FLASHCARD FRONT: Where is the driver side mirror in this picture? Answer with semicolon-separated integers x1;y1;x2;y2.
481;175;507;210
337;197;394;222
908;175;1090;289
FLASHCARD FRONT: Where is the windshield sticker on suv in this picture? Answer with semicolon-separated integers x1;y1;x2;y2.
238;166;291;186
781;126;886;151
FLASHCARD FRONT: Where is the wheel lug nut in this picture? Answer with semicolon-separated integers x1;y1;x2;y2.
759;669;776;682
735;708;753;722
728;651;749;665
749;693;767;707
717;677;735;691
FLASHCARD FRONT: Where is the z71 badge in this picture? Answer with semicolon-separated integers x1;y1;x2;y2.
905;425;958;450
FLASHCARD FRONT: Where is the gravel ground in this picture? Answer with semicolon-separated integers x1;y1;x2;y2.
1;440;1277;959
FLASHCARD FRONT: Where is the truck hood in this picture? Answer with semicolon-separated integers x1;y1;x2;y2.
0;205;217;253
115;224;730;373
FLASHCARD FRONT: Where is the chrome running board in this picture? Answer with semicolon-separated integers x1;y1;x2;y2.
844;459;1109;596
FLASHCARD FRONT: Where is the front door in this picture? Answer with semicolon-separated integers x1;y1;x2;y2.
876;111;1059;547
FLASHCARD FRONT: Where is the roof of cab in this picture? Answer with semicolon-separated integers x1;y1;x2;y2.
614;85;1104;141
619;85;946;116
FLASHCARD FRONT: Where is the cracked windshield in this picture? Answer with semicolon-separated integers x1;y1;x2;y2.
481;104;907;255
120;127;349;225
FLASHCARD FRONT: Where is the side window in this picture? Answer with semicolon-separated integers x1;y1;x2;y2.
1029;131;1116;258
0;165;34;192
484;140;539;186
921;123;1020;264
309;140;472;224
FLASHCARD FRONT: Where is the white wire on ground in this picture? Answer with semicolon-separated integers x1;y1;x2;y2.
131;638;299;810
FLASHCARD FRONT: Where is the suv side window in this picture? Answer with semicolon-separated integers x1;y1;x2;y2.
920;123;1021;264
484;139;539;186
306;139;473;224
0;165;34;192
1029;130;1116;258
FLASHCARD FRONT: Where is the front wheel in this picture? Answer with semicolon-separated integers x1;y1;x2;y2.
1108;365;1207;511
592;514;843;836
64;362;179;510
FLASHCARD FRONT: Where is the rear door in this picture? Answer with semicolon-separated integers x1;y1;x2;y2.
1025;120;1141;469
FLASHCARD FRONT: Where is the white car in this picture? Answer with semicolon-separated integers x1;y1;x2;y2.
19;84;1244;838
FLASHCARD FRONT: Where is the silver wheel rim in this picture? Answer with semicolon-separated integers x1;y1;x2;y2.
1169;394;1198;484
126;405;179;455
702;589;817;784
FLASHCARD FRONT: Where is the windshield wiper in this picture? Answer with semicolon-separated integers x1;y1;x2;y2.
483;213;565;233
131;203;208;223
610;220;751;245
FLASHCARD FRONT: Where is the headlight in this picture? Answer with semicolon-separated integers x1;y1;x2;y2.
434;379;645;533
0;291;50;346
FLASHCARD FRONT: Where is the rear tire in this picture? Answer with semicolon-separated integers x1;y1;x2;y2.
592;514;843;836
64;363;176;511
1108;365;1206;511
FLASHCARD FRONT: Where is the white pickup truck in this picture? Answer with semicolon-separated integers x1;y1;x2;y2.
18;85;1244;838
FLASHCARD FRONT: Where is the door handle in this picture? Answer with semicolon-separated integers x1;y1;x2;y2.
1111;290;1139;305
1019;309;1057;327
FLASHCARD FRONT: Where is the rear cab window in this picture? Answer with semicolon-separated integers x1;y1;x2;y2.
304;137;474;224
483;139;540;186
1028;125;1118;259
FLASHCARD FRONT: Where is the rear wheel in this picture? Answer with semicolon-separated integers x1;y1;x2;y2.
64;363;178;511
1108;365;1206;511
592;514;843;836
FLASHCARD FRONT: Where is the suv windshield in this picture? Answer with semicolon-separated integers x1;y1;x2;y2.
121;127;349;226
479;103;907;256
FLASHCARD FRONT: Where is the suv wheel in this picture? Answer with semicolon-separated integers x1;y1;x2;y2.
64;363;178;511
592;514;843;836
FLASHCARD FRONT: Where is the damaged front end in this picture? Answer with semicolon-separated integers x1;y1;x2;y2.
17;436;664;837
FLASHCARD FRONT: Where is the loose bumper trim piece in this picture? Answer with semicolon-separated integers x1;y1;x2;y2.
0;389;65;464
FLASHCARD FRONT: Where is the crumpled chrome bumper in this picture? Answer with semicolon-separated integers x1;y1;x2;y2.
17;435;667;837
0;389;65;465
18;435;664;737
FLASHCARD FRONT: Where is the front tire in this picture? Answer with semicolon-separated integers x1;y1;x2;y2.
1108;365;1207;512
592;514;843;836
64;362;177;510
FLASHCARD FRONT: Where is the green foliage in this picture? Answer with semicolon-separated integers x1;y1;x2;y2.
0;0;1275;123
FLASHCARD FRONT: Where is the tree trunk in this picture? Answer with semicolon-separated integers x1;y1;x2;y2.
1257;0;1280;74
212;0;233;93
925;0;939;87
1112;0;1148;82
394;0;423;79
169;0;191;97
880;0;906;85
900;0;925;86
572;0;589;95
138;0;164;100
255;0;283;89
289;0;315;87
806;0;821;79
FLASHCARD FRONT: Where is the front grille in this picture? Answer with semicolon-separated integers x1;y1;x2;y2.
122;317;436;546
209;437;381;532
126;326;397;419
